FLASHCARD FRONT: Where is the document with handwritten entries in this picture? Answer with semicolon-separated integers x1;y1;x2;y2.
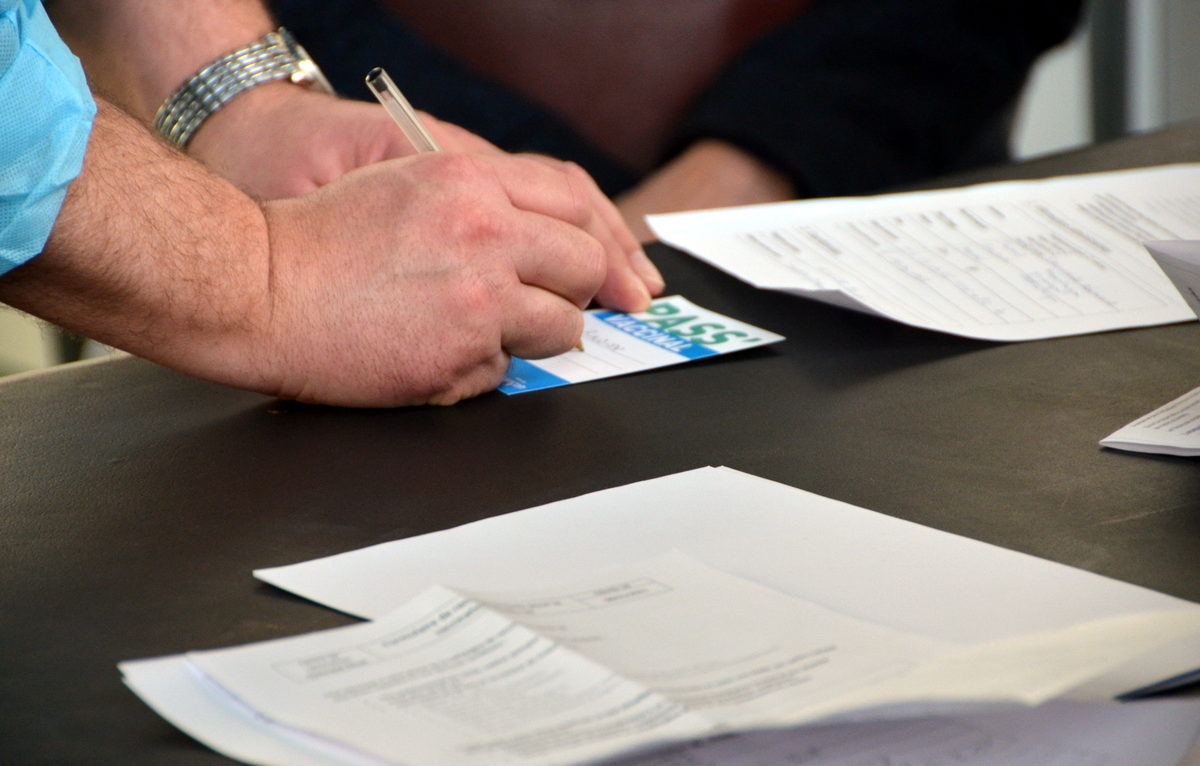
500;296;782;394
648;165;1200;341
121;552;1200;766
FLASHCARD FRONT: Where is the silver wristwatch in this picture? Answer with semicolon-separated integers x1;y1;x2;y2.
153;27;334;149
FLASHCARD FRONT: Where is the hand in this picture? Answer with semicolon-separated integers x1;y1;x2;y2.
615;139;796;242
252;151;615;406
190;85;664;312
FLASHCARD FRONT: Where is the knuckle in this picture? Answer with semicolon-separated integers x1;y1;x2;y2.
450;202;506;248
454;274;505;321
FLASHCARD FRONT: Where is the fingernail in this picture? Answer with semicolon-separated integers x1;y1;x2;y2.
631;248;665;295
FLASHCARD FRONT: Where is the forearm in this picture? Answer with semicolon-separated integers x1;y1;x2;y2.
0;99;271;382
47;0;276;119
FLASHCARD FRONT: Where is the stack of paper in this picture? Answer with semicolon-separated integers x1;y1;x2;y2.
122;469;1200;765
648;165;1200;341
1102;385;1200;456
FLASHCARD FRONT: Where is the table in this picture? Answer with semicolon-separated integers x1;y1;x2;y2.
4;125;1200;764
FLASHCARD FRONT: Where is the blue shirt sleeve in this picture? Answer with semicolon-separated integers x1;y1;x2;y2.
0;0;95;276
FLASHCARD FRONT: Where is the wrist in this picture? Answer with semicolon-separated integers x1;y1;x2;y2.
185;83;361;199
185;80;309;166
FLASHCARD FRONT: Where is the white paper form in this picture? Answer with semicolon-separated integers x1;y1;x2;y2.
499;296;782;394
123;554;1200;766
180;585;709;766
120;655;1200;766
254;468;1200;700
647;164;1200;340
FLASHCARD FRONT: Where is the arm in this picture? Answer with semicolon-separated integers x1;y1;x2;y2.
0;99;616;406
617;0;1084;234
47;0;661;310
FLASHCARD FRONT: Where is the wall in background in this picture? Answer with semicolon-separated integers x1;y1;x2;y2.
0;310;49;375
1127;0;1200;130
1014;0;1200;158
1013;26;1092;160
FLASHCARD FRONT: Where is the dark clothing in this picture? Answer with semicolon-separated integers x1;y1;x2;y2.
273;0;1084;197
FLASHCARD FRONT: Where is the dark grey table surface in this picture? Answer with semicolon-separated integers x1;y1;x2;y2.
4;125;1200;764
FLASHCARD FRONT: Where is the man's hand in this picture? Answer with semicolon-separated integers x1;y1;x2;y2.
257;151;616;405
615;139;796;242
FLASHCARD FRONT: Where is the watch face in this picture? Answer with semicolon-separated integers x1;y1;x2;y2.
278;28;334;94
294;56;335;94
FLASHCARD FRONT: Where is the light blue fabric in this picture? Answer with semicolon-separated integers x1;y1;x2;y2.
0;0;95;275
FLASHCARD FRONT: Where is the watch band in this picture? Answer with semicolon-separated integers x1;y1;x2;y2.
153;27;334;149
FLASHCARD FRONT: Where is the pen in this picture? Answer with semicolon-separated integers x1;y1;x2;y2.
365;67;441;153
365;66;584;351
